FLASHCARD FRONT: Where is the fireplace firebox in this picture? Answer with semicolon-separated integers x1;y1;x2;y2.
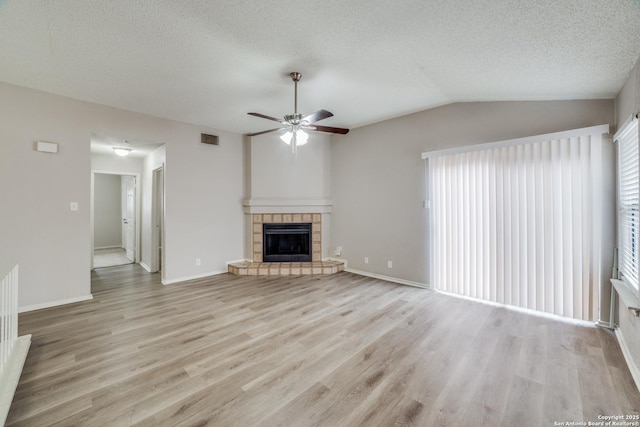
263;223;312;262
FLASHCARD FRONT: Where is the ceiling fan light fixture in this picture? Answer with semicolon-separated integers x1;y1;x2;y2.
280;131;293;145
280;129;308;146
113;147;132;156
295;129;308;145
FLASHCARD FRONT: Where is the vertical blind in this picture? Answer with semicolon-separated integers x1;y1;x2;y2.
617;116;640;293
424;126;607;321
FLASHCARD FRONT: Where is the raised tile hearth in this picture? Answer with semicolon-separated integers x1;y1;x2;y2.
228;260;344;276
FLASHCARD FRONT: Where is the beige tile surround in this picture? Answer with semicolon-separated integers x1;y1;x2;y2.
252;213;322;263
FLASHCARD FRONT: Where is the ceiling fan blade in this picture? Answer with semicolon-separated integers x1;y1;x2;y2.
248;112;286;124
246;127;285;137
309;125;350;135
303;109;333;124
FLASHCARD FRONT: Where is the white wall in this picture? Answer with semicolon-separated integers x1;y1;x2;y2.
165;132;244;282
330;100;615;289
93;174;122;248
0;81;245;309
616;57;640;131
248;132;331;200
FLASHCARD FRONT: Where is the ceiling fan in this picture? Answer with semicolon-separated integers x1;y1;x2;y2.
247;72;349;151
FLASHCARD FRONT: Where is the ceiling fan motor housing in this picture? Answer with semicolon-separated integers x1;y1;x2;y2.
284;113;305;125
290;72;302;82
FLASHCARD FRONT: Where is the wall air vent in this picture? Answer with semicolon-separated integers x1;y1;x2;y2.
201;133;219;146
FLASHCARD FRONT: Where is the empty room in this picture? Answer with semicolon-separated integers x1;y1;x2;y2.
1;1;640;426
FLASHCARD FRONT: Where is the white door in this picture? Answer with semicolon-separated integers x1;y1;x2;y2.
123;176;136;262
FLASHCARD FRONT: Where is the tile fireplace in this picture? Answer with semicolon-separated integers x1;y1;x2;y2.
252;213;321;262
228;212;343;276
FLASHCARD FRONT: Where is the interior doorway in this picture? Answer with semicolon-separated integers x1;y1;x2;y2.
91;172;140;269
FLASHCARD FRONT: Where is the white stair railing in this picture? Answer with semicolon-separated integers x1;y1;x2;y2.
1;265;18;374
0;265;31;425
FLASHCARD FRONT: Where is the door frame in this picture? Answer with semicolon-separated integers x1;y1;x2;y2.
90;171;141;269
150;165;165;274
122;175;137;262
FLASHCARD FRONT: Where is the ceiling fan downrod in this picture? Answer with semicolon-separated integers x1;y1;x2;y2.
290;72;301;115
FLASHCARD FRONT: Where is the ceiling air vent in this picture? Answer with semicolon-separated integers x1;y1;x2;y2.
201;133;219;146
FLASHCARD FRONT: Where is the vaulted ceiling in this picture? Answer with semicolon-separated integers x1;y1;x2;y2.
0;0;638;134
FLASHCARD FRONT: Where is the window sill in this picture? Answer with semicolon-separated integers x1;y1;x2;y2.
611;278;640;317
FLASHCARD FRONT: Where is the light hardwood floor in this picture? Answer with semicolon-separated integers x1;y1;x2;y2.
7;265;640;426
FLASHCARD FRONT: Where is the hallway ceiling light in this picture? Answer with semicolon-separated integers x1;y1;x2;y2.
113;147;132;156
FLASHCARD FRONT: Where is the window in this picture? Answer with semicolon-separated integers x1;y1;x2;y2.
617;115;640;294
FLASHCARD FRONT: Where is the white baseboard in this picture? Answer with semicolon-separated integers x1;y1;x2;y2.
139;262;151;272
615;328;640;392
93;245;122;250
19;294;94;313
344;268;428;289
0;334;31;426
162;270;228;285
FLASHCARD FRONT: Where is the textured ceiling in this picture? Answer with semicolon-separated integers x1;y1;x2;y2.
0;0;639;135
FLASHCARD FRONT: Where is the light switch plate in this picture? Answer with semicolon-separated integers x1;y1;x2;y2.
70;202;78;211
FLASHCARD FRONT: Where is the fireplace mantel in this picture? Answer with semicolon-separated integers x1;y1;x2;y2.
242;198;332;214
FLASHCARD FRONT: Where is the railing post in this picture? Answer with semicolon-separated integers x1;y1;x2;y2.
0;265;31;425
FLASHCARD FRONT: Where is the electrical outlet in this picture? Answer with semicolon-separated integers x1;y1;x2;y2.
364;257;369;264
195;258;201;266
387;260;393;268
